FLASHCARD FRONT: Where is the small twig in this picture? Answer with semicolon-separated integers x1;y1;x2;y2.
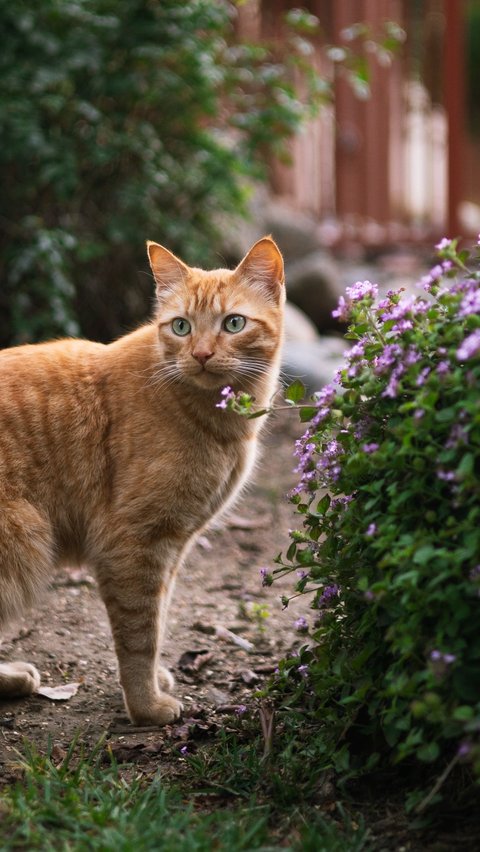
415;752;460;814
259;702;275;760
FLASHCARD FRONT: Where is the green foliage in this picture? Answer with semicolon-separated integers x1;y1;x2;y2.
0;0;327;346
0;739;273;851
266;238;480;804
0;738;370;851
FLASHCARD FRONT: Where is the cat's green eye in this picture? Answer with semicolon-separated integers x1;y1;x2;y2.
172;317;191;336
223;315;246;334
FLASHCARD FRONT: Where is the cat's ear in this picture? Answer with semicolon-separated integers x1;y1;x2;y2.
235;237;285;303
147;241;188;299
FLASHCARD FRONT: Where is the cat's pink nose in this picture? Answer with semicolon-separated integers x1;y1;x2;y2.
192;351;213;367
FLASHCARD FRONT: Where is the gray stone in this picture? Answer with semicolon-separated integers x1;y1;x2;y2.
283;300;318;344
286;251;343;333
282;336;346;396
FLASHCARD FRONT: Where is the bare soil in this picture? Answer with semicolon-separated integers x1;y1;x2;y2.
0;414;307;780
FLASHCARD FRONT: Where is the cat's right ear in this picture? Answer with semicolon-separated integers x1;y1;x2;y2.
147;241;188;299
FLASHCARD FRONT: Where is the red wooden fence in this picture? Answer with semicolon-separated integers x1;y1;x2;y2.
236;0;476;244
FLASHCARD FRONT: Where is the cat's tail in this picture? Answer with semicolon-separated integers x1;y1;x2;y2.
0;498;53;626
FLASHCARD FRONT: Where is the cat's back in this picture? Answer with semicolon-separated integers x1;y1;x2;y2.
0;338;109;507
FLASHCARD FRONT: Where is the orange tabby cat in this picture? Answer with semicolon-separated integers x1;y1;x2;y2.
0;237;284;725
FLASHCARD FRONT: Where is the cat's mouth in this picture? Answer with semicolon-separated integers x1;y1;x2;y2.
187;365;232;388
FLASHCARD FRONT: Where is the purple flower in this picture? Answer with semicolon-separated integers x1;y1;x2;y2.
332;295;350;321
366;523;377;537
180;745;188;755
435;237;452;251
346;280;378;302
362;442;379;454
260;567;272;586
430;650;456;665
416;367;431;387
414;409;424;421
458;741;472;759
437;469;456;482
317;584;340;607
457;329;480;361
297;664;309;679
235;704;247;716
436;361;450;376
458;288;480;318
364;590;375;601
296;570;308;579
446;423;468;449
216;386;236;409
294;616;308;632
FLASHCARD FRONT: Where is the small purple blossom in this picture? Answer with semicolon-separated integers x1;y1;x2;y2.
430;650;456;665
414;409;424;421
416;367;431;387
297;664;309;679
317;584;340;607
346;280;378;302
366;523;377;537
362;442;379;454
180;745;188;755
296;570;308;579
235;704;247;716
216;386;236;409
294;616;308;633
458;287;480;318
436;360;450;376
437;469;456;482
435;237;452;251
332;295;350;321
458;741;472;759
260;567;272;586
446;423;468;449
457;329;480;361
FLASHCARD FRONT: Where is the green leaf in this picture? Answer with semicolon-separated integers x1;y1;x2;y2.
417;742;440;763
316;494;331;515
284;379;306;403
413;545;437;566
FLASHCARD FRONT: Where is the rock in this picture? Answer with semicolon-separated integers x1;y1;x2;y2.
286;251;343;332
261;198;325;262
282;336;346;395
283;301;318;344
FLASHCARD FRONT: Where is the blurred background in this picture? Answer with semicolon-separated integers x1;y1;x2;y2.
1;0;479;363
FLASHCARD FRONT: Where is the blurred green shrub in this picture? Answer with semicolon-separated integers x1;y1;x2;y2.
0;0;325;344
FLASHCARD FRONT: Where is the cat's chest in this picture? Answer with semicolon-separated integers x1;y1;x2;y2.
115;428;257;535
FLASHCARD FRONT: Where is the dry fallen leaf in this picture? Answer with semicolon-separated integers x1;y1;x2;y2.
178;649;215;674
36;682;81;701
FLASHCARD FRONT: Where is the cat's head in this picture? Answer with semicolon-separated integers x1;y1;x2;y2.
147;237;285;390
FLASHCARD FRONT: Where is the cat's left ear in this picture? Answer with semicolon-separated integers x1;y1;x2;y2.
235;237;285;304
147;241;188;300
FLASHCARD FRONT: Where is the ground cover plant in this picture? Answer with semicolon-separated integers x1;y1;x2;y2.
232;237;480;815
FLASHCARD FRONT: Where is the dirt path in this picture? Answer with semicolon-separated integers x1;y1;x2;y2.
0;414;309;780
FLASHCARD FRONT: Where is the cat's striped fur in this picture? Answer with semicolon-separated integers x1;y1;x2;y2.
0;238;284;725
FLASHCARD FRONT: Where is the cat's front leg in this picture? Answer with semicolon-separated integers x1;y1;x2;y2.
96;547;182;726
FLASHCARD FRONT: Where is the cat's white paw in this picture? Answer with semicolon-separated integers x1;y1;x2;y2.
128;693;183;727
157;665;175;693
0;661;41;697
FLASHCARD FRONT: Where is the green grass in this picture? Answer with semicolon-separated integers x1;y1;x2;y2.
0;738;372;851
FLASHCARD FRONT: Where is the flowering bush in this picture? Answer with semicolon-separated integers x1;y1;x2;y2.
225;237;480;803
